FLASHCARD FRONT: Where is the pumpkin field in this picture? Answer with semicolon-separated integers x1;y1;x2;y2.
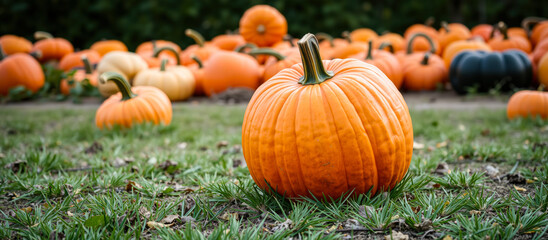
1;2;548;239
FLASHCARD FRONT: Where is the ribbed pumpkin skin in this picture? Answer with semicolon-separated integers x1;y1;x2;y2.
96;51;148;97
507;90;548;120
133;66;195;101
349;50;403;89
32;38;74;62
90;40;128;57
58;50;101;71
0;53;45;95
242;58;413;199
201;51;261;96
0;35;32;54
95;86;172;129
403;53;447;91
239;5;287;47
442;40;491;68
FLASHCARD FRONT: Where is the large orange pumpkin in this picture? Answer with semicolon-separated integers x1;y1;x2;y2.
90;40;128;57
0;49;45;95
239;5;287;47
507;90;548;120
95;72;172;129
532;39;548;65
58;49;101;71
0;35;32;55
488;22;531;53
201;50;261;96
349;41;403;89
242;34;413;199
32;31;74;62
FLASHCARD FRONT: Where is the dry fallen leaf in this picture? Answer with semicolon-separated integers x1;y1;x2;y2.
514;185;527;192
21;207;32;213
146;221;172;229
436;141;448;148
384;230;409;240
325;224;338;234
217;141;229;149
67;211;74;217
126;181;142;192
526;179;535;184
177;142;188;150
161;215;180;224
469;210;482;215
219;212;238;221
413;141;425;150
442;236;453;240
139;206;151;219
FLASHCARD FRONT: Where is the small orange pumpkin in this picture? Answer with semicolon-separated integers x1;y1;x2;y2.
136;40;181;68
471;24;493;42
349;28;378;43
60;55;99;95
0;48;45;95
488;22;532;53
180;29;219;66
201;50;261;96
316;33;348;60
90;40;128;57
187;55;206;96
373;33;405;53
330;32;368;59
438;22;471;53
249;48;301;83
442;39;491;68
0;35;32;55
507;90;548;120
58;50;101;71
95;72;172;129
31;31;74;62
532;39;548;65
402;52;447;91
395;33;438;64
210;33;246;51
239;5;287;47
349;41;403;89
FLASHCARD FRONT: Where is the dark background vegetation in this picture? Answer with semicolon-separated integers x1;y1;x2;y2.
1;0;547;50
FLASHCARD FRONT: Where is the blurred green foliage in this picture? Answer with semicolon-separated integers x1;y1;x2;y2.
1;0;546;50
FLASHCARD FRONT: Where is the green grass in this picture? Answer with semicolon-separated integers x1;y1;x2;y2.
0;103;547;239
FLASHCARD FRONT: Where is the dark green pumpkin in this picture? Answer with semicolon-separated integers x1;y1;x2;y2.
449;50;532;95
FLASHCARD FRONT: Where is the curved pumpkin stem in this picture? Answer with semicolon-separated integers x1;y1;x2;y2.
441;21;450;32
185;29;205;47
29;51;42;60
421;52;430;65
521;17;547;37
81;55;93;74
34;31;53;40
99;72;137;100
406;33;436;54
342;31;352;43
248;48;285;61
283;35;295;47
0;44;6;61
425;17;435;27
235;43;258;53
315;33;335;47
153;46;181;65
365;40;374;60
159;58;169;71
191;55;203;68
490;21;508;40
378;42;394;53
298;33;333;85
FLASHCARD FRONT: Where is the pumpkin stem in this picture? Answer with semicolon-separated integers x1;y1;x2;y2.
191;55;203;68
421;52;430;65
81;55;93;74
29;51;42;60
99;72;137;100
378;42;394;53
342;31;352;43
297;33;334;85
521;17;547;37
34;31;53;40
284;35;295;47
185;29;206;47
441;21;450;32
160;58;168;71
538;84;546;91
153;46;181;65
316;33;335;47
365;40;374;60
406;33;436;54
248;48;285;61
0;44;6;61
257;25;266;34
490;21;508;40
425;16;435;27
235;43;258;53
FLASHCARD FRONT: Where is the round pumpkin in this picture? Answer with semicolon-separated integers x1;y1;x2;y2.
521;17;548;46
239;5;287;47
349;41;403;89
488;22;532;53
331;32;368;59
0;50;45;95
403;52;447;91
242;33;413;199
316;33;348;60
249;48;301;83
405;31;441;56
210;34;246;51
180;29;219;66
507;90;548;120
471;24;493;42
532;39;548;65
0;35;32;55
60;55;98;95
349;28;378;43
373;33;405;53
136;40;180;68
438;22;471;53
96;51;148;97
539;53;548;87
442;39;491;68
58;49;101;71
95;72;172;129
450;50;533;95
201;50;261;96
133;58;195;101
90;40;128;57
32;31;74;62
187;56;206;96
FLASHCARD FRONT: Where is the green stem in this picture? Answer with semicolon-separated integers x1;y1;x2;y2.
441;21;450;32
0;44;6;61
160;58;168;71
257;25;266;34
191;55;203;68
315;33;335;47
99;72;137;100
185;29;205;47
248;48;285;61
29;51;42;60
81;55;93;74
490;21;508;40
521;17;547;37
297;34;334;85
235;43;258;53
421;52;430;65
406;33;436;54
342;31;352;43
284;35;295;47
153;46;181;65
34;31;53;40
425;17;435;27
378;42;394;53
365;40;374;60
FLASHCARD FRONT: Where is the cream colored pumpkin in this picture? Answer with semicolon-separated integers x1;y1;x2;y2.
96;51;148;97
133;59;195;101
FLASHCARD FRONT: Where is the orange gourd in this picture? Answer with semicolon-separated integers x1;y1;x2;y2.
242;33;413;199
32;31;74;62
471;24;493;42
180;29;219;66
0;35;32;55
60;55;98;95
0;47;45;95
395;33;438;64
404;22;439;54
507;90;548;120
442;39;491;68
373;33;405;53
210;34;246;51
350;41;403;89
402;52;447;91
95;72;172;129
539;53;548;87
201;50;261;96
90;40;128;57
330;32;368;59
239;5;287;47
316;33;348;60
249;48;301;83
488;22;532;53
349;28;378;43
58;50;101;71
187;56;206;96
532;39;548;65
136;40;181;68
438;22;471;52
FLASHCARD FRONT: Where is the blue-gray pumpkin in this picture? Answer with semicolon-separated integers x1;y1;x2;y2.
449;50;532;95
